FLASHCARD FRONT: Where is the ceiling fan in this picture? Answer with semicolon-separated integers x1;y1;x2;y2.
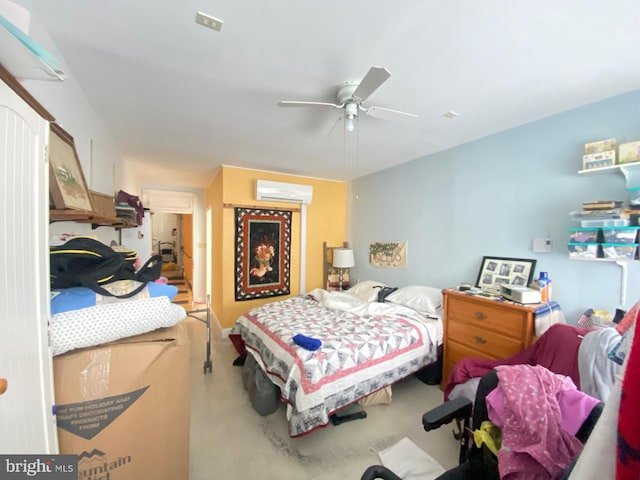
278;66;418;133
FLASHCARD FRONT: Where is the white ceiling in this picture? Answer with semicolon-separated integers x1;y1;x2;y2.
18;1;640;188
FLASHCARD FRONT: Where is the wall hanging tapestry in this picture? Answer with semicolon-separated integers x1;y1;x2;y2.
369;241;407;268
235;207;292;301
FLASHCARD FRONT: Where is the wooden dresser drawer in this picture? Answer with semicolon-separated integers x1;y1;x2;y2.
443;339;492;384
447;296;525;340
447;322;523;359
440;289;537;390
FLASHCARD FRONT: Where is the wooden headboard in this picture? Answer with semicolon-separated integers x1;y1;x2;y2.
323;241;349;289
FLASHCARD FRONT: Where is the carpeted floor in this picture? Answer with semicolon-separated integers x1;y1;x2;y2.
184;315;460;480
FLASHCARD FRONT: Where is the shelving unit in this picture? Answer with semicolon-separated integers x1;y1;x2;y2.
574;158;640;306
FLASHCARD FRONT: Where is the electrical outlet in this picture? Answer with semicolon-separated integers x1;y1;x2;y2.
195;11;223;31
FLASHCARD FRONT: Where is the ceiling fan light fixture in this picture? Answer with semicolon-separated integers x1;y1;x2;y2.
344;102;358;133
345;115;355;133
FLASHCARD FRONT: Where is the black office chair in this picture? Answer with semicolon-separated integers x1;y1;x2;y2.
361;370;603;480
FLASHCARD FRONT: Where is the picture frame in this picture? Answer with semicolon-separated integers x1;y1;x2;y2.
475;256;537;292
48;123;94;211
234;207;292;301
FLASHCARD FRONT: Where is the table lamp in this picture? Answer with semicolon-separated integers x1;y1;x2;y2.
332;248;355;291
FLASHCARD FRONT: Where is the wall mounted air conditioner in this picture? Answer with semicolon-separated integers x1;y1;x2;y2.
255;180;313;205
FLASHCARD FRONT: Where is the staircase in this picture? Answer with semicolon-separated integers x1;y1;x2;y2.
163;264;192;306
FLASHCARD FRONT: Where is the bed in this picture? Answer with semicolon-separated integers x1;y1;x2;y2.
229;281;444;437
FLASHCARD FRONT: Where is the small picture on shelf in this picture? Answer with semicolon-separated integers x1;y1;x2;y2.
48;123;94;212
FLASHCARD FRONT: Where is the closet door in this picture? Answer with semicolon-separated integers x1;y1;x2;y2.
0;78;57;453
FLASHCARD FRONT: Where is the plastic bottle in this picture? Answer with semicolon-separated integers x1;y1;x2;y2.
538;272;549;302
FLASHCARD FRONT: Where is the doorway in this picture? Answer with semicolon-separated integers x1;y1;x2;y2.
151;212;194;305
142;189;204;305
152;212;182;273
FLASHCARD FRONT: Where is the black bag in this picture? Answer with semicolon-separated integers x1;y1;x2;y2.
50;236;163;298
377;286;398;303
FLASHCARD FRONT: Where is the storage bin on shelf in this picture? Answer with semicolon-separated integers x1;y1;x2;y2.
601;226;639;244
601;243;638;260
580;218;629;228
568;242;600;259
568;227;600;243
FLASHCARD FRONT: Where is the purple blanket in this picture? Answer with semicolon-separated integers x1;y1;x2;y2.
444;323;591;400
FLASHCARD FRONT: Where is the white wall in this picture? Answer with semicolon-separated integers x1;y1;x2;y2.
16;12;119;196
12;3;208;301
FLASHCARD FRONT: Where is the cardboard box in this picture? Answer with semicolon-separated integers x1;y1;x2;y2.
584;138;616;154
582;150;616;170
619;141;640;164
53;324;190;480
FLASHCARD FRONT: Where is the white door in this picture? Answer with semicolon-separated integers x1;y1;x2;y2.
0;79;58;453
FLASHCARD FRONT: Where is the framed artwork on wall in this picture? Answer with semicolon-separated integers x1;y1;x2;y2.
475;256;537;292
234;207;292;301
48;123;94;212
369;241;408;268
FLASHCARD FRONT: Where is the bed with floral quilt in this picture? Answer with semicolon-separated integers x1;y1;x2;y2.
229;282;443;437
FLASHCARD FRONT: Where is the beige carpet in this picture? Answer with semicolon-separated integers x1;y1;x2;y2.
185;316;460;480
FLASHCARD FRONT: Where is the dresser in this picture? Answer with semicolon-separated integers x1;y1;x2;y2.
441;288;537;388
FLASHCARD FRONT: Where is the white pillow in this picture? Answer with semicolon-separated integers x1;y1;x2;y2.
347;280;388;303
386;285;443;316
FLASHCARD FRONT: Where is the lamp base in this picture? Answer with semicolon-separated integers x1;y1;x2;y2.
339;269;345;291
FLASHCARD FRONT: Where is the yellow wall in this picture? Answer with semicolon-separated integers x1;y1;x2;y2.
207;166;346;329
208;170;224;319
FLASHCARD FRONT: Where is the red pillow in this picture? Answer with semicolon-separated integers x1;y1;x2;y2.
616;301;640;336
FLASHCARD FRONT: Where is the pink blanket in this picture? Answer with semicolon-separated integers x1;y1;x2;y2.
444;323;591;400
489;365;589;478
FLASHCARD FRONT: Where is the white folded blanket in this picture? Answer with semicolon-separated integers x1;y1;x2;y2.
49;296;186;356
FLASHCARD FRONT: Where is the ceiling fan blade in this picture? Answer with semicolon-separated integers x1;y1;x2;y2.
352;66;391;102
366;105;419;119
278;100;341;108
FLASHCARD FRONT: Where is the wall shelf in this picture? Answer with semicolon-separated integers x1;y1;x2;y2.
578;161;640;188
49;209;136;230
573;158;640;306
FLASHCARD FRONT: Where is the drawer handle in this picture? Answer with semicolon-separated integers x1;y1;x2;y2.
474;311;487;320
474;336;487;344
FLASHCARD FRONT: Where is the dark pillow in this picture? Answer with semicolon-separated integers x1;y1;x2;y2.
377;286;398;303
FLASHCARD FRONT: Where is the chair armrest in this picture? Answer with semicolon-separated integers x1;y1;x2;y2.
360;465;402;480
422;396;473;432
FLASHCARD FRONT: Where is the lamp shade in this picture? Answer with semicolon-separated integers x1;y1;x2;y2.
332;248;355;268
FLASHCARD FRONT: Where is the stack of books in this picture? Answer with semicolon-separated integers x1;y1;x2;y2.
570;200;625;223
582;200;623;211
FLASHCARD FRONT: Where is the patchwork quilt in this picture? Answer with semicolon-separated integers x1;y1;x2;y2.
230;289;441;436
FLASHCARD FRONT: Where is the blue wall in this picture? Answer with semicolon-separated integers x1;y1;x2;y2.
351;90;640;322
